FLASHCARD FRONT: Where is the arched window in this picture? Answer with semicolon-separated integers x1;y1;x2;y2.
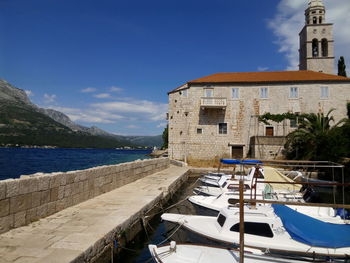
313;17;317;24
321;39;328;57
312;39;319;57
319;16;322;24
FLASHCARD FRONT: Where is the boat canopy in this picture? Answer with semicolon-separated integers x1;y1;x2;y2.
220;159;263;165
272;204;350;248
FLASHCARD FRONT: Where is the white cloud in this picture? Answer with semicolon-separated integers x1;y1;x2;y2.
268;0;350;70
81;87;97;93
25;90;34;97
157;122;167;128
93;93;111;99
109;86;123;92
257;66;269;71
43;94;56;104
47;98;167;127
49;106;124;124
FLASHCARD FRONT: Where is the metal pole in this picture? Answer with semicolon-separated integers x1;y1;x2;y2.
239;179;244;263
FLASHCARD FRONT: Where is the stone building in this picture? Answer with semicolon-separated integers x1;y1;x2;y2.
167;0;350;162
299;0;334;74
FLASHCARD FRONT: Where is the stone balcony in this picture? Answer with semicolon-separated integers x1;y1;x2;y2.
200;97;227;109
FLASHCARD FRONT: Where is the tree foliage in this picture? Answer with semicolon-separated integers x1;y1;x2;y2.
161;125;168;149
338;56;347;77
284;109;348;161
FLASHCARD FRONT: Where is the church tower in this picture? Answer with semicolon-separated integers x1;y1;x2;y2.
299;0;334;74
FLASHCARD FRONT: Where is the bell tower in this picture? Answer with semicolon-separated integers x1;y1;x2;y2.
299;0;334;74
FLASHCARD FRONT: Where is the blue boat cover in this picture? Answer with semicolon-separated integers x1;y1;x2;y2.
272;204;350;248
220;159;263;165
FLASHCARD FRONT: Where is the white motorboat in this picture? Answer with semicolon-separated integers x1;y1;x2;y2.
161;204;350;259
148;241;310;263
194;166;301;197
188;187;305;216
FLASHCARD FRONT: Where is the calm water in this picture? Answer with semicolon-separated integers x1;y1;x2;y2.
0;148;152;180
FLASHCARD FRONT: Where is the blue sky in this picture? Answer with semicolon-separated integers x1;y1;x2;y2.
1;0;349;135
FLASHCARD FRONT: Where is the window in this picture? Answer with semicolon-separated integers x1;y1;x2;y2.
319;16;322;24
313;16;317;24
218;123;227;134
321;39;328;57
290;119;298;128
266;127;274;136
232;88;239;99
260;87;268;99
312;39;319;57
290;87;298;98
204;88;213;97
197;128;203;134
230;222;274;238
217;214;226;227
181;89;188;97
320;86;329;98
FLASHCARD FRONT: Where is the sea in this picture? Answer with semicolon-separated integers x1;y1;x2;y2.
0;147;152;181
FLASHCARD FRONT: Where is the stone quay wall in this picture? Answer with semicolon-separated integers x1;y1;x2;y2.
0;158;169;234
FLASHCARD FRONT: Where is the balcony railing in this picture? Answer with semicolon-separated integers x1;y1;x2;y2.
200;97;227;109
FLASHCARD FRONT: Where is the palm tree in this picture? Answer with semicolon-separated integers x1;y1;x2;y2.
284;109;346;160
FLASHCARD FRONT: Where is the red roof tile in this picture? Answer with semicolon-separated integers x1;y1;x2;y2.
188;70;350;84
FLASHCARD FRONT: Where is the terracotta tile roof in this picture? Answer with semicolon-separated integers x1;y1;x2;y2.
188;70;350;84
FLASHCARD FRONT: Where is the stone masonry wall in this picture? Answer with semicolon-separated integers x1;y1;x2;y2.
168;82;350;161
0;158;169;234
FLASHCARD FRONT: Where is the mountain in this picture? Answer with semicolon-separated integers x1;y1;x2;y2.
0;79;163;148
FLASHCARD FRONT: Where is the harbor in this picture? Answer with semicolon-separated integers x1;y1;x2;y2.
1;157;350;262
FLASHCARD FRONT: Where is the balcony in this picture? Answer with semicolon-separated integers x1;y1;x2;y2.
200;97;227;109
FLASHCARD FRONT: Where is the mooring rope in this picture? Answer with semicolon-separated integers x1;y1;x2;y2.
157;221;185;246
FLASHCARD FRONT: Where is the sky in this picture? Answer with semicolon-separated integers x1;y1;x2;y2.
1;0;349;136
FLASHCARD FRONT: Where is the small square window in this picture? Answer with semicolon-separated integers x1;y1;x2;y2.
260;87;268;98
218;123;227;134
290;87;298;98
197;128;203;134
181;89;188;97
204;88;213;97
232;88;239;99
290;119;297;128
320;86;329;98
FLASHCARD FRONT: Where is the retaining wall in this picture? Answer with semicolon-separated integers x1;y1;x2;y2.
0;158;169;234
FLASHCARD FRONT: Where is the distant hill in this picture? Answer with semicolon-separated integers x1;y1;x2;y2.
0;79;162;148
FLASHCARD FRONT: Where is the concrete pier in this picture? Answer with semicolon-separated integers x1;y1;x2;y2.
0;165;189;263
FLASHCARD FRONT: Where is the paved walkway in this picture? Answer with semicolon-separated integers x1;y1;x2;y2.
0;165;189;263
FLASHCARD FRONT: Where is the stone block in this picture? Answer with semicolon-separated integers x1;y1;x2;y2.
49;174;62;188
71;183;79;196
14;211;26;228
37;204;48;218
0;199;9;217
6;179;19;198
60;174;67;186
66;172;76;184
26;207;38;224
47;201;56;216
64;184;72;197
40;190;50;205
0;181;6;200
56;199;66;211
31;192;41;208
50;187;59;202
0;215;13;234
58;186;65;200
78;182;84;193
83;180;88;192
10;193;31;214
38;175;50;191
